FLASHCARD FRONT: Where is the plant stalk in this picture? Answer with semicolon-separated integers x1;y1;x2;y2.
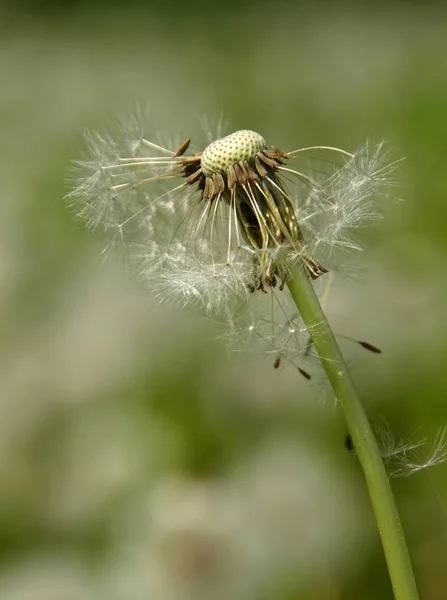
286;263;419;600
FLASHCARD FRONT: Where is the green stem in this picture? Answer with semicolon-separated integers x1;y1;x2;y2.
286;264;419;600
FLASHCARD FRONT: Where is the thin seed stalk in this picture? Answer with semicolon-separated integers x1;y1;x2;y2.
286;262;419;600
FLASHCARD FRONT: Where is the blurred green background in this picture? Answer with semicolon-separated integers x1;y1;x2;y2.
1;1;447;598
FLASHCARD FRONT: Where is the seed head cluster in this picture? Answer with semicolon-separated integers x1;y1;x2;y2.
67;118;397;368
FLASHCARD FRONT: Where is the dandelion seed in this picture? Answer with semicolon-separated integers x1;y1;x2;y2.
297;367;312;380
345;434;355;452
356;340;382;354
387;426;447;478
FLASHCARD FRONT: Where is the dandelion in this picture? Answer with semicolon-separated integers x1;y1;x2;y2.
67;123;396;312
67;117;419;599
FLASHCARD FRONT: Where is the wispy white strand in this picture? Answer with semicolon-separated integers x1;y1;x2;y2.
385;426;447;479
296;141;400;265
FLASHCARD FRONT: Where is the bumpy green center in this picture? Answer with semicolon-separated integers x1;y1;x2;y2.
201;130;267;177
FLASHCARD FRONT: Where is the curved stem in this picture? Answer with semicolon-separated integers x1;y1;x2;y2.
286;264;419;600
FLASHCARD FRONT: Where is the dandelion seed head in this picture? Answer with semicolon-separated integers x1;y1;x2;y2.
66;116;398;368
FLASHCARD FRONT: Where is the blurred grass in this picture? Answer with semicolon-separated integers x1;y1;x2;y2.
0;3;447;599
